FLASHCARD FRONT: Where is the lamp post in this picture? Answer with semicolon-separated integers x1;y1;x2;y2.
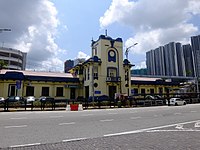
124;43;138;97
125;43;138;60
91;61;95;107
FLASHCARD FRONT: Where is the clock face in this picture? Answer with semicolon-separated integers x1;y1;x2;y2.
108;50;116;62
109;50;115;57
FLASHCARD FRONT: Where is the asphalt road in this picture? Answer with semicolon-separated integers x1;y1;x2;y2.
0;104;200;149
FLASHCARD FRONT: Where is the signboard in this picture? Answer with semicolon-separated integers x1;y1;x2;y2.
65;85;79;88
95;91;101;94
16;80;21;89
131;89;134;94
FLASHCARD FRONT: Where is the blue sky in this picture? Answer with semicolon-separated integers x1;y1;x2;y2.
52;0;134;63
0;0;200;72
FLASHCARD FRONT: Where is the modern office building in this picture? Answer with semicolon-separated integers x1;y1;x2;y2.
64;60;74;73
74;58;86;66
146;42;186;77
191;35;200;77
146;50;155;75
164;42;178;76
183;44;195;77
0;47;26;70
64;59;86;73
175;42;186;76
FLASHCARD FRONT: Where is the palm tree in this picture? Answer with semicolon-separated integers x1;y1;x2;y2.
0;60;8;70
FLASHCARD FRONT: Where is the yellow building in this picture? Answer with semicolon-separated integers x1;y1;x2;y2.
131;76;180;97
0;35;182;100
71;35;133;99
0;70;81;100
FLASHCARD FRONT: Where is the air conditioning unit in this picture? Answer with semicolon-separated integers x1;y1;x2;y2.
118;77;121;81
64;85;69;88
106;77;112;81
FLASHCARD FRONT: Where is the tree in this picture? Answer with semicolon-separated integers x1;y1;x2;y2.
0;60;8;70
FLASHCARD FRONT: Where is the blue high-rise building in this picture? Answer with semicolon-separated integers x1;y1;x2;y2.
146;42;187;77
191;35;200;77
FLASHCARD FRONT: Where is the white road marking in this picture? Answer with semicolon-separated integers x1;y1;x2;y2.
10;117;27;120
59;122;75;126
104;119;200;137
148;110;156;112
100;119;114;122
195;122;200;128
130;117;141;120
4;125;27;129
10;143;41;148
62;137;86;142
49;116;63;118
129;111;137;114
175;124;183;129
191;111;197;113
81;114;94;116
108;113;118;115
146;129;200;133
174;113;182;115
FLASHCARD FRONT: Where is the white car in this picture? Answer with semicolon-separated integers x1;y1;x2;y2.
0;97;5;103
166;98;186;106
25;96;36;103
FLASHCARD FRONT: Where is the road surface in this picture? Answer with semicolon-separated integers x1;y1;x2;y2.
0;104;200;149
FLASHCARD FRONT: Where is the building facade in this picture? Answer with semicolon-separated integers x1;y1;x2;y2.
0;70;81;100
183;44;195;77
0;47;26;70
71;35;132;99
146;42;187;77
191;35;200;77
0;35;184;100
64;60;74;73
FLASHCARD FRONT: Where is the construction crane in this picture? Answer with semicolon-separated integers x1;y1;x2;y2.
125;43;138;60
0;28;11;33
0;28;11;47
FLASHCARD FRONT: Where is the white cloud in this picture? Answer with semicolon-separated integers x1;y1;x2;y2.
76;51;90;60
187;0;200;15
99;0;133;28
134;61;146;69
0;0;65;71
125;23;198;55
100;0;200;60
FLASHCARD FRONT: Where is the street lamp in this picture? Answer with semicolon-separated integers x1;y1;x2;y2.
125;43;138;60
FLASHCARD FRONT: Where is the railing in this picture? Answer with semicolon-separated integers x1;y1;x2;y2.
106;76;121;82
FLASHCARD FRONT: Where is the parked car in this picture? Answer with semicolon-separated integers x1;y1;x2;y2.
166;98;186;106
88;96;98;102
24;96;36;103
76;96;85;103
39;96;54;102
5;96;24;103
145;95;155;100
97;95;110;102
0;97;5;103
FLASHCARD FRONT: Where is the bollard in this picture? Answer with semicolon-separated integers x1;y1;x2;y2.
66;104;71;111
78;104;83;111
